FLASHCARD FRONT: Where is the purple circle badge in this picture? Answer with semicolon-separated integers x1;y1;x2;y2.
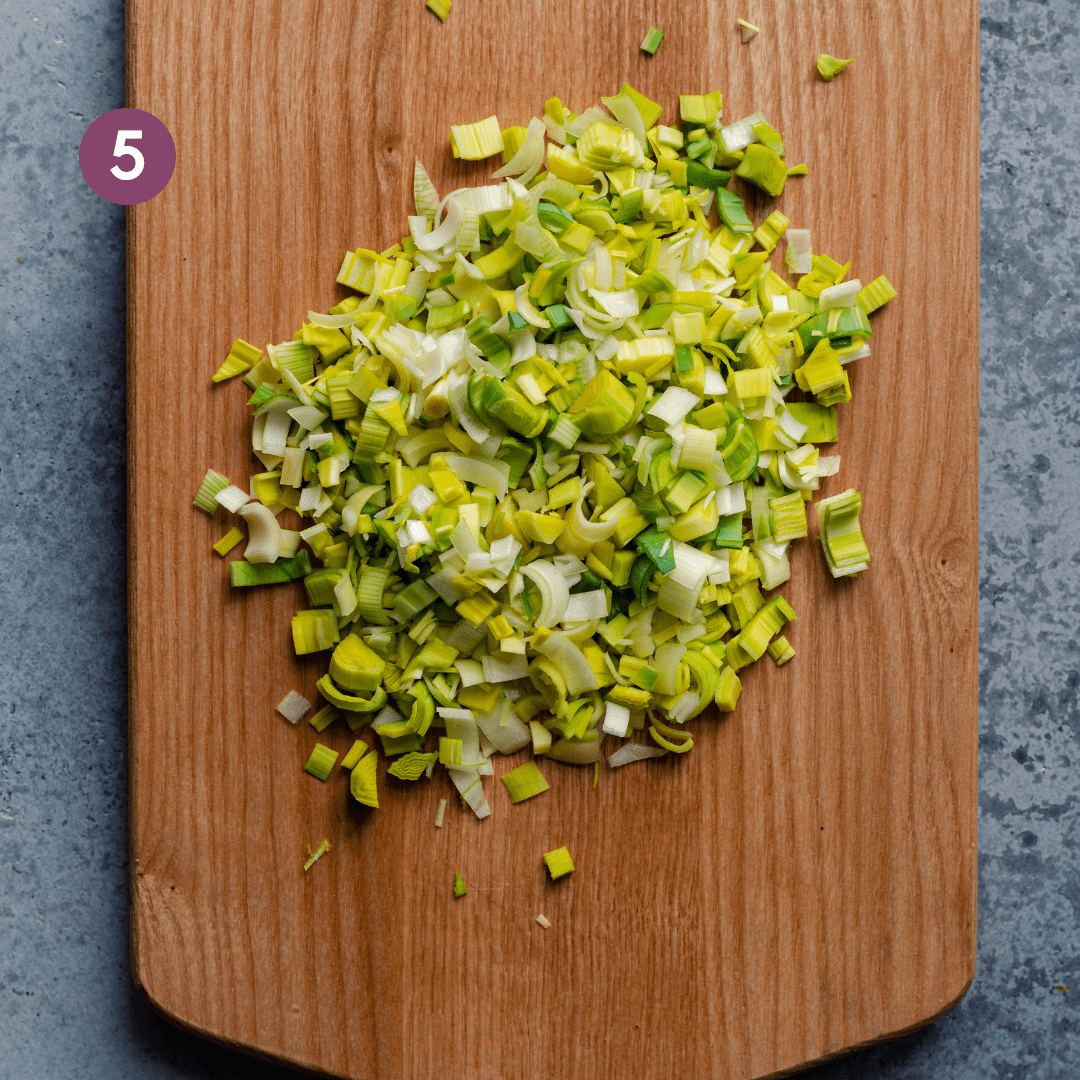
79;108;176;205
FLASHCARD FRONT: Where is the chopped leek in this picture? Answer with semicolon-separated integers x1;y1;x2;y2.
640;27;664;55
303;839;331;872
213;527;244;556
817;54;854;81
501;760;550;803
303;742;339;781
276;690;311;725
453;871;467;897
543;846;575;880
207;79;892;837
426;0;450;21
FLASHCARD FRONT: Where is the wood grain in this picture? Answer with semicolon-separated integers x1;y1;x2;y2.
127;2;979;1077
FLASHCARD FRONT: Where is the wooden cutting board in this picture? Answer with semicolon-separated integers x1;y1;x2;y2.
127;2;978;1076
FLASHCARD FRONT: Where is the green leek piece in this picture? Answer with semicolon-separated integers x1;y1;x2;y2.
453;871;467;898
634;526;676;574
721;418;759;482
229;550;312;587
292;609;340;654
713;513;745;550
640;27;664;55
379;730;423;756
715;666;742;711
426;0;450;21
685;162;732;190
303;838;331;872
716;187;755;233
567;370;636;436
817;53;854;81
194;469;230;513
309;704;341;733
317;675;387;714
769;491;809;542
784;402;837;443
543;846;575;879
735;143;787;197
767;635;795;665
501;760;550;803
387;751;438;780
750;120;784;157
329;634;386;692
340;738;369;770
303;743;339;781
737;595;796;661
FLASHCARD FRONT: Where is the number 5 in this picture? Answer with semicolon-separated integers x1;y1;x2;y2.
110;129;145;180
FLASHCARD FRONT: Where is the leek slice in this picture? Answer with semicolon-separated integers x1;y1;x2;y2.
816;54;854;81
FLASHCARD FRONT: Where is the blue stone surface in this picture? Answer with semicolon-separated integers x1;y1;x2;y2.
1;1;1077;1076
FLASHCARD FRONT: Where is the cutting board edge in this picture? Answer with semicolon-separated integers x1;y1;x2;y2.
126;947;976;1080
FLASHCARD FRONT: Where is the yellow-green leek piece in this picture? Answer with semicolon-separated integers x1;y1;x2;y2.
817;53;854;81
767;635;795;665
640;27;664;55
194;468;230;513
453;871;467;898
350;751;379;808
501;760;550;803
303;839;331;872
309;704;341;733
543;846;575;879
649;718;694;754
715;666;742;711
450;116;502;160
735;143;787;198
213;338;261;383
316;674;387;713
387;751;438;780
340;738;369;770
426;0;450;21
212;527;244;556
856;274;897;314
303;743;339;781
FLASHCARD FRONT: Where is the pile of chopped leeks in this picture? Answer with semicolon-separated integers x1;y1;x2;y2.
197;83;893;822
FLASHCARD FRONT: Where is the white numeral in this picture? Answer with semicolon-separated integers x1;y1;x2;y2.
110;129;145;180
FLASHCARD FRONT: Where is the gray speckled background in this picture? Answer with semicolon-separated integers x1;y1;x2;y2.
1;1;1076;1076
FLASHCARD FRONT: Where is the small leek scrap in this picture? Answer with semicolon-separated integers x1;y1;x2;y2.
640;27;664;55
544;846;575;880
213;338;261;383
303;839;331;872
304;742;339;781
817;54;854;81
213;527;244;556
277;691;311;725
453;870;467;898
501;760;550;804
536;913;551;929
426;0;450;22
207;80;894;827
193;469;229;513
737;18;759;42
